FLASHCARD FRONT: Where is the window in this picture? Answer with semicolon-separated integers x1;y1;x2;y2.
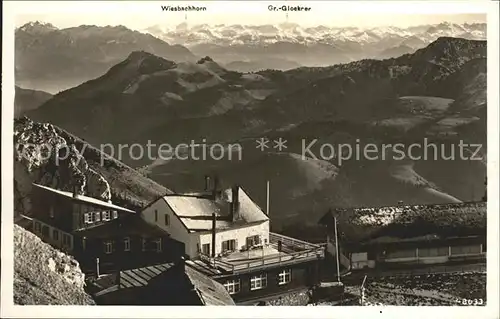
142;238;147;251
102;211;111;221
250;274;267;290
94;212;101;222
246;235;261;248
222;239;236;253
124;237;130;251
223;279;241;295
82;237;87;250
155;210;158;222
155;239;162;252
84;213;93;223
202;243;211;255
62;234;71;247
164;214;170;226
34;221;41;233
49;206;55;218
42;225;50;237
278;269;292;285
113;211;118;219
385;249;417;259
52;229;59;241
418;247;449;257
450;245;482;256
104;241;113;254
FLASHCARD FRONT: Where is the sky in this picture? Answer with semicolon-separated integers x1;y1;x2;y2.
12;1;488;30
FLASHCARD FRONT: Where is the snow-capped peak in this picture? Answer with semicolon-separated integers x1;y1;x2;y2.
141;22;486;48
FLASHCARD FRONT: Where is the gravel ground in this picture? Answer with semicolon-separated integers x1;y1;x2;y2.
345;272;486;306
265;291;311;306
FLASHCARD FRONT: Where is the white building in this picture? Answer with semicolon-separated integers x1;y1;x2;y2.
141;185;270;259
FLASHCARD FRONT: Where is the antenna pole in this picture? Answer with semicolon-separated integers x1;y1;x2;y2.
334;216;341;283
266;180;270;217
96;257;100;277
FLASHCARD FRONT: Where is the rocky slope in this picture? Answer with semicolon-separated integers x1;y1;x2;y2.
15;21;195;93
14;224;95;305
14;117;168;217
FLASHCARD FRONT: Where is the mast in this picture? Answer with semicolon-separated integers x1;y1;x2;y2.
334;216;341;283
266;180;270;217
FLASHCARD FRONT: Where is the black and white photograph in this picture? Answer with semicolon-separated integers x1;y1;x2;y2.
1;1;499;317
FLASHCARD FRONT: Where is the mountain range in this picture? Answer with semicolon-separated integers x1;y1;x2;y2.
15;21;195;93
145;22;486;68
15;21;486;93
24;36;487;234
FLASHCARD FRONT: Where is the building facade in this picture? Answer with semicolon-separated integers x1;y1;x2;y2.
141;185;270;259
29;183;184;273
320;202;487;272
141;180;325;304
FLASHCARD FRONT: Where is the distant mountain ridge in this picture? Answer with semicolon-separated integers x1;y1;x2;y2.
145;22;486;47
144;22;486;68
15;21;195;93
15;86;53;117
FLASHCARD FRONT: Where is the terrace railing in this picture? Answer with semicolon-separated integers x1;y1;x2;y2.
269;232;322;250
199;232;325;274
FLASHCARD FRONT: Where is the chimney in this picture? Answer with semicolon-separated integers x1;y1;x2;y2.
204;175;211;191
231;185;240;221
211;213;216;258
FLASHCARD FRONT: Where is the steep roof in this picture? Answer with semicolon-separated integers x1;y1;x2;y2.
185;265;235;305
320;202;486;246
32;183;136;213
92;261;235;305
163;186;269;232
